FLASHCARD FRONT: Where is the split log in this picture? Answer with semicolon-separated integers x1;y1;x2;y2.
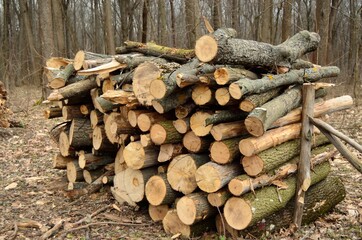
158;143;185;162
245;86;327;137
195;161;243;193
123;141;159;169
167;154;209;194
78;153;114;170
112;171;137;206
62;105;85;120
215;88;239;106
95;96;120;113
145;174;179;206
48;76;97;101
150;121;183;145
192;85;216;106
69;118;93;148
92;125;117;151
120;40;195;62
140;134;154;147
49;121;70;145
133;61;180;106
239;87;283;112
44;106;62;119
52;154;74;169
100;90;138;106
83;169;105;184
172;118;190;134
66;160;83;182
149;58;200;99
162;209;215;238
176;73;201;88
104;112;135;144
190;111;213;137
210;137;242;164
110;72;134;87
152;87;193;113
223;161;330;230
137;112;169;132
182;131;213;153
77;59;126;76
241;134;330;176
175;101;197;119
270;95;353;127
149;204;170;222
176;192;217;225
195;28;319;70
214;67;258;85
115;53;168;69
114;146;127;174
123;167;159;202
242;175;345;237
210;121;248;141
229;66;339;100
199;73;218;86
46;57;71;68
207;188;232;207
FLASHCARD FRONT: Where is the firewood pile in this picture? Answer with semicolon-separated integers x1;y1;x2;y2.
45;28;355;238
0;80;12;128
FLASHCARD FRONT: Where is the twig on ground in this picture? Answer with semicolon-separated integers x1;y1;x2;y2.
9;222;18;240
40;219;64;240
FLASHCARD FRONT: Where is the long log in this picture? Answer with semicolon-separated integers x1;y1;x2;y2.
210;121;248;141
137;112;169;132
52;153;74;169
271;95;353;128
176;192;217;225
195;28;319;69
69;118;93;148
195;161;243;193
83;168;106;184
44;106;62;119
73;50;112;70
229;66;339;100
224;161;331;230
166;154;209;194
66;160;83;183
245;87;327;137
145;174;179;206
62;105;85;120
150;121;183;145
123;141;159;170
241;135;330;176
119;40;195;62
115;53;168;69
205;109;248;126
49;63;75;89
92;125;117;151
239;87;283;112
48;76;97;101
242;175;345;237
78;153;114;170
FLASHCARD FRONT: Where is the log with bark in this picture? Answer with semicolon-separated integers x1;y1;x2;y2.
150;121;183;145
145;174;179;206
182;131;213;153
157;143;185;162
210;137;242;164
78;153;114;170
214;67;258;85
123;141;159;170
223;161;331;230
149;204;170;222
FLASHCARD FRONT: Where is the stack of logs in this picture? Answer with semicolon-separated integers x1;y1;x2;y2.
45;28;351;238
0;81;12;128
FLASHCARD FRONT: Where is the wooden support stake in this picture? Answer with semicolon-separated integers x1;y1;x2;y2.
293;83;315;228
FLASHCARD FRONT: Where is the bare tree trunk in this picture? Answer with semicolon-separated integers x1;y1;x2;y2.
52;0;66;56
315;0;330;65
142;0;149;43
212;0;222;29
282;0;293;41
169;0;176;47
39;0;55;99
348;0;358;73
158;0;167;45
185;0;198;48
327;0;342;63
119;0;129;42
104;0;115;54
260;0;273;43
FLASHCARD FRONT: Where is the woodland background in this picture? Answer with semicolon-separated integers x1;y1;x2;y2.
0;0;361;99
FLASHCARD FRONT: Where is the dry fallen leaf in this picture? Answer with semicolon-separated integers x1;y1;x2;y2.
5;182;17;190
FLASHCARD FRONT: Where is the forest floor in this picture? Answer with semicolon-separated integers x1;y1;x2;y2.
0;86;361;240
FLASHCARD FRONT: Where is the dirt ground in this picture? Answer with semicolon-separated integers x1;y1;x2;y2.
1;87;361;240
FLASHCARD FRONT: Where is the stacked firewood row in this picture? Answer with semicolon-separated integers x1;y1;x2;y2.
45;28;351;238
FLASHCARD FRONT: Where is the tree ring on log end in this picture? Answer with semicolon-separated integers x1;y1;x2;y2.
214;68;229;85
242;155;264;176
150;124;167;145
195;164;222;193
149;79;167;99
238;139;257;157
195;35;218;63
210;141;231;164
124;168;144;202
190;111;213;137
224;197;252;230
244;117;265;137
229;83;243;99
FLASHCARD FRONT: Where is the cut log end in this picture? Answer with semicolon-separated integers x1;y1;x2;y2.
210;141;231;164
241;155;264;176
195;165;222;193
190;112;213;137
244;116;265;137
229;83;243;100
215;88;231;106
192;85;213;105
150;124;167;145
214;68;229;85
238;139;257;157
239;100;255;112
73;50;85;70
145;175;167;206
152;100;165;114
149;79;167;99
195;35;218;63
163;210;191;237
176;197;197;225
224;197;252;230
149;204;169;222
